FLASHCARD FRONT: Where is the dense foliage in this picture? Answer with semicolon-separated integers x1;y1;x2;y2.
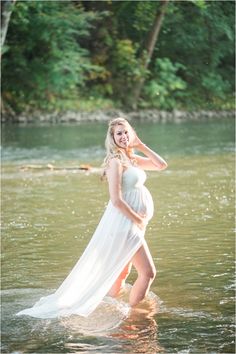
1;0;235;114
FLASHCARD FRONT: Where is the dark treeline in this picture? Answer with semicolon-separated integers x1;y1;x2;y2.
1;0;235;115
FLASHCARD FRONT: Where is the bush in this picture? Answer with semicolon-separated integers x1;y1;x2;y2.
2;1;99;112
142;58;187;109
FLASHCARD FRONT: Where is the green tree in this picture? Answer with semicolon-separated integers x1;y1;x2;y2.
1;0;234;115
1;0;16;50
1;1;98;113
142;58;187;109
131;0;169;109
155;0;235;108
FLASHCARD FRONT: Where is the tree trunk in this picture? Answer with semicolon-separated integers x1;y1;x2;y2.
1;0;16;114
1;0;16;50
131;0;169;110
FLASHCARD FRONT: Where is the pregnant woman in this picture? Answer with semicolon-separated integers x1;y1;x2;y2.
17;118;167;318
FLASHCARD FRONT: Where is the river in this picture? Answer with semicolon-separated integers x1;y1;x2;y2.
1;119;235;353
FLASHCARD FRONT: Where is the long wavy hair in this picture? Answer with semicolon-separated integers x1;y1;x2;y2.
101;118;137;179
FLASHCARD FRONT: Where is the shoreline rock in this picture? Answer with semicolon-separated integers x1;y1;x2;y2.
1;109;235;124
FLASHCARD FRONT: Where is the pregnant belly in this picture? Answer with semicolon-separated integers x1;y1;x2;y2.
123;186;154;221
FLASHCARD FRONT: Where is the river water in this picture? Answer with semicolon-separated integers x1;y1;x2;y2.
1;119;235;353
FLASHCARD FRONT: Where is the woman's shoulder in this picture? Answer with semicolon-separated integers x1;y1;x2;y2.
107;156;122;169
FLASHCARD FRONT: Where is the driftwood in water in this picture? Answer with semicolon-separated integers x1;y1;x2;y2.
19;163;93;172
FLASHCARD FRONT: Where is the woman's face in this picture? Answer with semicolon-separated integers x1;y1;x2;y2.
113;124;131;149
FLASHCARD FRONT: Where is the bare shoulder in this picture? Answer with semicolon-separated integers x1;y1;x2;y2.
106;157;122;176
108;156;121;167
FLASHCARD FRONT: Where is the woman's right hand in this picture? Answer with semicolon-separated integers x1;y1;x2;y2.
136;213;148;230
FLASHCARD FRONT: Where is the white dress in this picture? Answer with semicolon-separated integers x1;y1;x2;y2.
16;165;154;318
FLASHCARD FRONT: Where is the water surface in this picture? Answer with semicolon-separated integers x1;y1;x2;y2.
1;119;235;353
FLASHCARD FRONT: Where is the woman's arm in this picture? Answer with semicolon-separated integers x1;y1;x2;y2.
131;134;168;171
106;158;147;230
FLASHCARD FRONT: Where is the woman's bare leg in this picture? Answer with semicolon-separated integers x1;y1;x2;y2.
107;262;132;297
129;241;156;307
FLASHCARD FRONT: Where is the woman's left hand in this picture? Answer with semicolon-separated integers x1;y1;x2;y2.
130;132;144;149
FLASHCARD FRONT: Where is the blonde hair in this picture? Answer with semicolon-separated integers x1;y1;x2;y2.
101;117;136;179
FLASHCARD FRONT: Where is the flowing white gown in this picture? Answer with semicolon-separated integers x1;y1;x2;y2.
16;165;154;318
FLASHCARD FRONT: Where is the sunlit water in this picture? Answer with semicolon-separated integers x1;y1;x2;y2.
1;119;235;353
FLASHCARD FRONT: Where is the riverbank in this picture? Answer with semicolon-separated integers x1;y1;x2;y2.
1;109;235;124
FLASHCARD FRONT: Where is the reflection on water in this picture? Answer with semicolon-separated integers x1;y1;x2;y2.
1;120;235;353
110;287;164;353
2;286;162;353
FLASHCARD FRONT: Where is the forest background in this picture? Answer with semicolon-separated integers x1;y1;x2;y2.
1;0;235;117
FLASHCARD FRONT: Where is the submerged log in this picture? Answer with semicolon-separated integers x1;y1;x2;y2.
19;163;95;172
